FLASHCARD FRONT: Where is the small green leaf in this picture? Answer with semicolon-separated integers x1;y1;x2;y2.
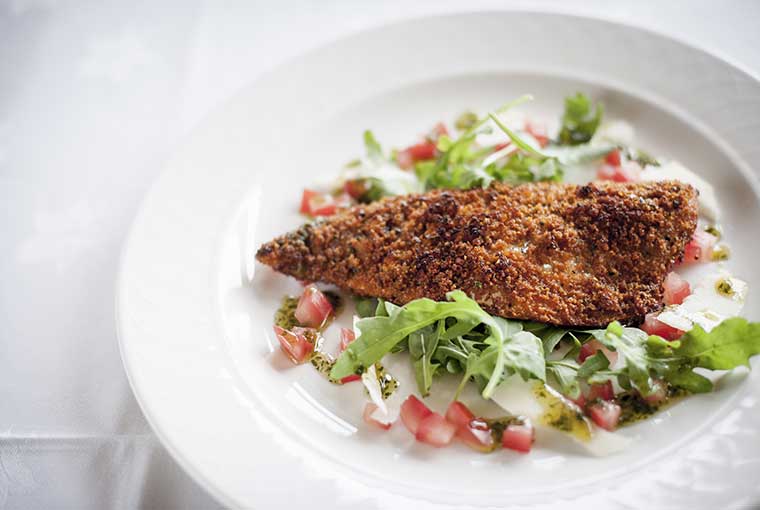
577;351;610;379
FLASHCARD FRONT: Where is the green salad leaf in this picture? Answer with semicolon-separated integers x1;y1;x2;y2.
330;290;503;380
558;92;604;145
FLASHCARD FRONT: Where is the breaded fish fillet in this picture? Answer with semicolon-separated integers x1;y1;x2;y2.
256;181;698;326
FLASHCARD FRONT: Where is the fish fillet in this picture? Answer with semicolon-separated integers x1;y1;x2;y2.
256;181;698;326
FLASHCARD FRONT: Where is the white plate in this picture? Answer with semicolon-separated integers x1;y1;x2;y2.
117;12;760;510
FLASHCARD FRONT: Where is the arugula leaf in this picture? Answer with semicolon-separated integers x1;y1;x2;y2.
540;328;568;356
330;290;502;380
409;323;442;396
546;360;581;399
577;351;610;379
558;93;603;145
462;329;545;398
586;322;654;394
672;318;760;370
363;130;384;162
355;297;378;318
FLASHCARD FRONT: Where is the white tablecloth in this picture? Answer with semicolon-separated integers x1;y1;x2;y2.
2;1;759;508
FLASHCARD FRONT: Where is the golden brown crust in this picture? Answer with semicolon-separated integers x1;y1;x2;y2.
256;181;698;326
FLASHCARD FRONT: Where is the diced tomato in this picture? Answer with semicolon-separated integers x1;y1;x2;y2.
294;285;334;328
363;403;392;430
642;380;668;405
596;162;640;182
343;179;367;200
408;142;437;161
501;421;535;453
493;142;511;152
663;271;691;305
338;327;355;353
605;149;621;167
641;312;683;341
272;325;315;364
458;418;495;452
396;149;414;170
416;413;457;447
682;230;717;264
400;395;433;435
427;122;449;141
299;189;319;214
340;374;361;384
569;393;587;409
445;401;475;428
444;401;495;452
524;121;549;148
577;339;618;366
587;381;614;402
397;142;437;170
588;401;621;431
308;194;337;216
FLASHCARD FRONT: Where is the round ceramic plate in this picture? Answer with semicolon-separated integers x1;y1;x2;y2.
117;11;760;510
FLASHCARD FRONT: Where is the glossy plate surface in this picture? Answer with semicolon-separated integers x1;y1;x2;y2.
118;12;760;509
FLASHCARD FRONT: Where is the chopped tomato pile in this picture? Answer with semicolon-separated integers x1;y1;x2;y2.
272;285;334;364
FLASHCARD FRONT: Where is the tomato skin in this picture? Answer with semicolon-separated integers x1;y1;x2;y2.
444;401;495;452
407;142;437;161
682;230;716;264
501;422;535;453
339;327;355;353
363;403;392;430
343;180;366;200
663;271;691;305
493;142;511;152
588;401;622;431
596;162;640;182
299;189;319;214
340;374;361;384
294;285;334;328
642;380;668;405
587;381;614;402
577;339;618;366
428;122;449;141
445;401;475;428
400;395;433;435
415;413;457;447
641;312;683;341
605;149;621;167
272;325;315;364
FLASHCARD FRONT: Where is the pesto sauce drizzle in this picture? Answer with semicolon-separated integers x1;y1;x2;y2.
617;387;687;426
274;296;300;331
711;244;731;262
374;362;400;399
533;383;592;441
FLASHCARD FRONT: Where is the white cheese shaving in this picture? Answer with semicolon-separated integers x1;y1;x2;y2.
491;375;631;456
657;270;748;332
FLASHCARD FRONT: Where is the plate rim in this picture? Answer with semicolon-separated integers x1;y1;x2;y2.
117;10;760;509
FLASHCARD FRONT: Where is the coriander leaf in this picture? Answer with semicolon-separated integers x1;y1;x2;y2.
558;93;603;145
672;318;760;370
577;351;610;379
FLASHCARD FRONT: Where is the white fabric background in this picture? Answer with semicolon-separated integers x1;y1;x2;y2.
1;1;759;508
